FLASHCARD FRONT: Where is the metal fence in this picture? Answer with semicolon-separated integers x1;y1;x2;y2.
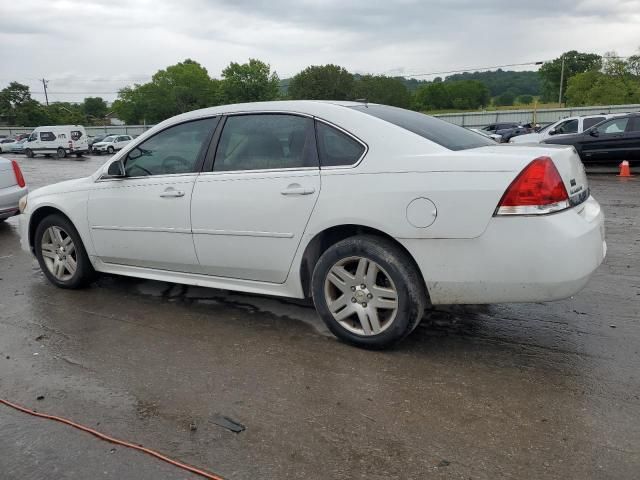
2;103;640;136
433;104;640;128
0;124;154;138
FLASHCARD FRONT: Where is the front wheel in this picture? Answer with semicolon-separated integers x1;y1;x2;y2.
25;149;34;158
34;214;96;289
56;147;66;159
312;235;427;349
107;146;114;155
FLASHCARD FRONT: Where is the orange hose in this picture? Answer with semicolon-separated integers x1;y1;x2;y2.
0;398;225;480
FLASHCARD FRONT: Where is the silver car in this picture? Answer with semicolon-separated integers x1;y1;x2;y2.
0;157;28;221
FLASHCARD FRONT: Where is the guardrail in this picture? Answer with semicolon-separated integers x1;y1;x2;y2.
433;104;640;128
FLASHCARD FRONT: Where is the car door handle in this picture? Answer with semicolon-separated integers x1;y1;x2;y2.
281;184;315;196
160;188;185;198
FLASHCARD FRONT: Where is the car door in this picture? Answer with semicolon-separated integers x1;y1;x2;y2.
87;117;219;272
581;117;629;162
622;116;640;161
191;113;320;283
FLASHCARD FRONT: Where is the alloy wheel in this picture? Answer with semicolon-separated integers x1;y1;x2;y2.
40;226;77;281
323;256;399;336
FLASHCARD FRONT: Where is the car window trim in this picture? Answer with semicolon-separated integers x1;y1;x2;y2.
314;118;368;170
205;111;321;174
98;115;221;182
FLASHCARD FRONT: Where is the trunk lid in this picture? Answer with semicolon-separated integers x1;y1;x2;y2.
540;144;589;207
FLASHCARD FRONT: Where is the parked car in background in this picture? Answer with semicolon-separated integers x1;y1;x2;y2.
0;157;27;222
469;128;501;142
24;125;90;158
542;113;640;164
482;122;532;143
88;133;110;149
511;114;622;144
19;101;606;349
92;134;133;154
2;138;28;154
0;139;17;153
14;133;30;141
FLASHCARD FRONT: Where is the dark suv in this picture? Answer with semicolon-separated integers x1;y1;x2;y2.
542;113;640;164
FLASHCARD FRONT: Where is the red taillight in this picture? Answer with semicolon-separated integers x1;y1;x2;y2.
11;160;26;188
495;156;569;215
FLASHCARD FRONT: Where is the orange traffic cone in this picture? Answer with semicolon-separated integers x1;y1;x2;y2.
618;161;633;177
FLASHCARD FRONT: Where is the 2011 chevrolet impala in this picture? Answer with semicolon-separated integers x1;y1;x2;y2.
18;101;606;348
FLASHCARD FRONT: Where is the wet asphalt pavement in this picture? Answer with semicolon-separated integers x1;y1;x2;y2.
0;153;639;479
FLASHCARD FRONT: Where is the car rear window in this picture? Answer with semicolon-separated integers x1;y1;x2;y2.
349;105;494;151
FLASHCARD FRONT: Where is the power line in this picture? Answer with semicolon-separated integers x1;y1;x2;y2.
401;61;546;78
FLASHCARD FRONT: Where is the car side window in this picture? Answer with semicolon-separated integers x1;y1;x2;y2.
213;114;316;172
556;119;578;134
316;122;366;167
40;132;55;141
582;117;605;130
600;118;628;134
124;117;218;177
71;131;83;141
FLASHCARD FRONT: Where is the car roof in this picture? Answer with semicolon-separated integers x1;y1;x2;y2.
155;100;366;124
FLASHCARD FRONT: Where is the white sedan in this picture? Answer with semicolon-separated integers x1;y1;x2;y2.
92;134;133;154
18;101;606;348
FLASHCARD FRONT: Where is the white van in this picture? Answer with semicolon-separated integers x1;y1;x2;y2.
24;125;90;158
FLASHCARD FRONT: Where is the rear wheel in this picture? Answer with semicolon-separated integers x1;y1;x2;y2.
25;149;34;158
56;148;66;159
34;214;96;289
312;235;426;349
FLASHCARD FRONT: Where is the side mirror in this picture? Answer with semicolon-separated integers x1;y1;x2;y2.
107;160;126;177
548;128;556;135
589;129;599;137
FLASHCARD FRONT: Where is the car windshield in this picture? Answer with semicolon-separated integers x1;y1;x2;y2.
350;104;494;151
102;135;117;142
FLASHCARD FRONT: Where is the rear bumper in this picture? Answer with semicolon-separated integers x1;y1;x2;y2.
401;196;606;305
0;185;27;219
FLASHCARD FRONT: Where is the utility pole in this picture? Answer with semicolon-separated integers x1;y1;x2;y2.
558;55;565;106
41;78;49;106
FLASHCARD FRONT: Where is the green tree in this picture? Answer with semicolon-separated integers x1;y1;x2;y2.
352;75;411;108
494;91;516;106
414;82;449;110
517;94;534;105
113;59;220;124
415;80;489;111
566;71;640;106
538;51;602;103
220;59;279;104
81;97;108;119
46;102;84;124
288;64;354;100
0;82;50;126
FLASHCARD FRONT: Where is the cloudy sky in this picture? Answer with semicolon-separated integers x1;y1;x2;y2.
1;0;639;103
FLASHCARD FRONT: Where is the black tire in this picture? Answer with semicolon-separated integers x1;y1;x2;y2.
107;146;114;155
34;214;96;289
56;147;67;159
25;149;34;158
312;235;427;349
